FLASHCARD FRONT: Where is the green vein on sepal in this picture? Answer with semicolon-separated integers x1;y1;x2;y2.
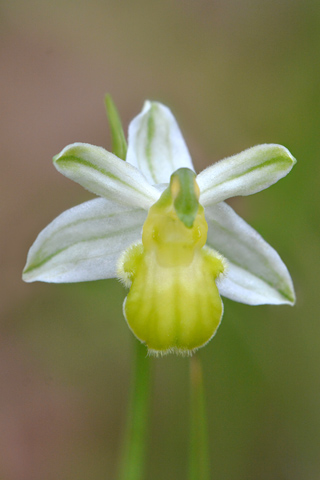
225;260;295;304
23;225;139;276
201;147;296;195
145;103;156;182
53;154;144;197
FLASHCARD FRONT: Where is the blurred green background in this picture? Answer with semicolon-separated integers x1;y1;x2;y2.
1;0;319;478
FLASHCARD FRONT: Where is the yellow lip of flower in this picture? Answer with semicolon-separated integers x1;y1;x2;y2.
117;169;227;356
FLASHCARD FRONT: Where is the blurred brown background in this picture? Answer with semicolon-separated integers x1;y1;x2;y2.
1;0;319;479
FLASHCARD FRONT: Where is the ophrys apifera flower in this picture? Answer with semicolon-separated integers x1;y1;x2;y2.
23;100;296;355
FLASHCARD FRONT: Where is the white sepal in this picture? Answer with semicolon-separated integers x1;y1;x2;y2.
126;101;195;184
53;143;160;210
205;202;295;305
197;144;296;207
22;198;147;283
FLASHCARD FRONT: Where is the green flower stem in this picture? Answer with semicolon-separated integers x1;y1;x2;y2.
118;339;151;480
189;354;210;480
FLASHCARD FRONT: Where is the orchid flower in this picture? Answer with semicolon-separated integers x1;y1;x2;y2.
23;101;296;355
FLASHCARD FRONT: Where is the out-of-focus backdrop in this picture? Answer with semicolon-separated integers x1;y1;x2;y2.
1;0;319;478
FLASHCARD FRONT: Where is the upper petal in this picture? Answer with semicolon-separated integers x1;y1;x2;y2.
53;143;160;210
205;202;295;305
22;198;147;283
197;144;296;206
126;101;195;184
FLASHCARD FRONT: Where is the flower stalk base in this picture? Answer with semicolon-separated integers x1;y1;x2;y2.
118;339;151;480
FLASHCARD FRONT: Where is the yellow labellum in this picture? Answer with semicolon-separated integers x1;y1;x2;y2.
117;174;226;355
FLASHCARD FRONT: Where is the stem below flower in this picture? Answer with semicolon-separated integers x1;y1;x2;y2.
189;354;210;480
118;339;151;480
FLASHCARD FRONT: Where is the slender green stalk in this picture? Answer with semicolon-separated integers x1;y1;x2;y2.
189;354;210;480
118;339;151;480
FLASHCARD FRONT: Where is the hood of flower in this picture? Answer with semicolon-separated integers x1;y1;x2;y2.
142;169;207;268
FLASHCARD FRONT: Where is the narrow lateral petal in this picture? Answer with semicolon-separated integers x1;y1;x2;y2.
197;144;296;206
126;101;195;184
205;202;295;305
22;198;147;283
53;143;159;209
